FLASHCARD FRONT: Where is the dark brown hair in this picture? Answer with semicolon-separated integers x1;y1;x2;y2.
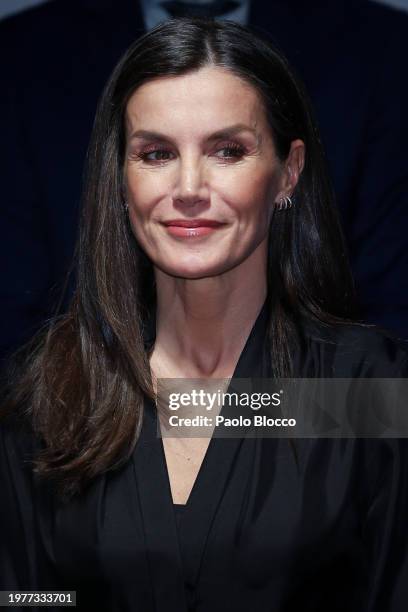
1;17;355;501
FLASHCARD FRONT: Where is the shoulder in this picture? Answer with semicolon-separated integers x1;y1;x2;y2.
301;320;408;377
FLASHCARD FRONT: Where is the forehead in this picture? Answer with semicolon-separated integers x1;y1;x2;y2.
125;66;267;136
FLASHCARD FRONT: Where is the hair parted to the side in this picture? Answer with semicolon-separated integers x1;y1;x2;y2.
0;17;356;501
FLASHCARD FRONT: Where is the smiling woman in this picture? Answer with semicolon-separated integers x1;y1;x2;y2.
1;16;408;612
124;66;303;280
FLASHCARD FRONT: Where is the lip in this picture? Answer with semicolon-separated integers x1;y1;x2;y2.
162;219;225;228
161;218;226;238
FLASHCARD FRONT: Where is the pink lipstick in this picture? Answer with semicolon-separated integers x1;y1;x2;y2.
162;219;226;238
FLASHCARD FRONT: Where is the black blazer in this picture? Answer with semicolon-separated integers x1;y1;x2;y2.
1;0;408;361
1;302;408;610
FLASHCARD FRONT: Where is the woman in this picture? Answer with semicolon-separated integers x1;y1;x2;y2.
1;17;407;612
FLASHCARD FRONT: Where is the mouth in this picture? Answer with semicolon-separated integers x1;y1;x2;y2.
161;219;227;238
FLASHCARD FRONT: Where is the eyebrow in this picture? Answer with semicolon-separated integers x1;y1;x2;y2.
129;123;258;143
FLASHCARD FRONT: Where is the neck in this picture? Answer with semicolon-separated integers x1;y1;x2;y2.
150;243;268;378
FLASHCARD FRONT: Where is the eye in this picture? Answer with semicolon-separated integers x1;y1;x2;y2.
134;141;247;164
214;142;246;160
138;148;174;163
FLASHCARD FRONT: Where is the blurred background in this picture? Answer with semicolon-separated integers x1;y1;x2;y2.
1;0;406;19
0;0;407;18
1;0;407;368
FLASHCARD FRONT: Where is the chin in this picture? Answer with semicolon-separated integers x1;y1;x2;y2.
157;258;228;280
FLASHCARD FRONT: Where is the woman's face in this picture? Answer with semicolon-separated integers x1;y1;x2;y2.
124;65;302;279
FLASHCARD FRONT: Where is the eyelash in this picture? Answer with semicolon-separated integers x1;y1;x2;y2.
135;142;246;163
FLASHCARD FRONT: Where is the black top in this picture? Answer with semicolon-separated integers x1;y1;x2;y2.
174;503;185;531
1;303;408;611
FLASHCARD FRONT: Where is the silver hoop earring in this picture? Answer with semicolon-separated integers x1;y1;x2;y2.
123;201;129;213
275;196;293;211
275;197;285;211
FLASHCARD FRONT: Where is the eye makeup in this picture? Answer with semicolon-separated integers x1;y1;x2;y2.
129;141;248;164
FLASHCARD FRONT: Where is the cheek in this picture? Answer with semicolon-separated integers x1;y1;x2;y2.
125;171;162;229
125;174;166;255
220;168;277;221
125;164;278;226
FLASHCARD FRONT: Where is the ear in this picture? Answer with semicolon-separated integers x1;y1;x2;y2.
276;139;305;199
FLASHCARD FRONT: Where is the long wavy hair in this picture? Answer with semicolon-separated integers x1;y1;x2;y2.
1;17;355;501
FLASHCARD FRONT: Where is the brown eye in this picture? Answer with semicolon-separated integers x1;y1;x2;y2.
140;149;173;162
215;143;246;160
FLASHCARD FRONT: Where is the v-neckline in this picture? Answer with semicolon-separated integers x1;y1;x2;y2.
159;433;211;508
156;300;270;509
132;299;270;610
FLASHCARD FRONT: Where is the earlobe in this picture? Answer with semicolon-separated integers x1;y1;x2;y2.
273;139;305;208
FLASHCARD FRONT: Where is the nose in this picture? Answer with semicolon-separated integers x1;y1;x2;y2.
172;154;210;210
